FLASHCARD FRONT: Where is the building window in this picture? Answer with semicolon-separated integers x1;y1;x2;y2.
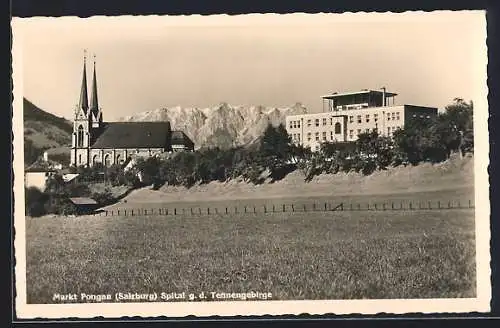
315;145;320;151
387;127;391;135
307;132;312;141
78;154;82;164
396;112;400;120
92;155;98;166
365;128;370;133
334;122;341;134
366;114;370;123
322;118;327;126
315;132;319;141
388;113;391;120
330;117;333;125
77;125;84;147
330;131;334;140
357;115;362;123
349;116;354;123
349;130;354;139
322;131;327;141
289;121;293;129
357;129;361;136
307;119;312;127
392;112;396;120
297;121;301;128
374;113;378;122
297;133;300;140
315;119;320;127
292;121;296;129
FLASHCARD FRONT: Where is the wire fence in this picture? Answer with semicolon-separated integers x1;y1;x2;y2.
91;199;475;217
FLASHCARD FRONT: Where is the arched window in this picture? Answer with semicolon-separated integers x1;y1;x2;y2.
104;154;111;167
116;154;121;165
77;125;84;147
334;122;341;134
92;155;98;166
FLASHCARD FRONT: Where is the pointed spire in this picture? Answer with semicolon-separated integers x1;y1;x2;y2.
78;50;89;114
90;54;99;116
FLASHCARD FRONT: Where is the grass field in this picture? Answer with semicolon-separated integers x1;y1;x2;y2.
26;203;476;303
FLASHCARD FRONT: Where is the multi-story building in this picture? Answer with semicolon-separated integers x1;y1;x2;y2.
286;88;438;151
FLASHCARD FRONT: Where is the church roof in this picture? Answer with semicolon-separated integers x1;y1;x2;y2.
171;130;194;147
91;122;171;149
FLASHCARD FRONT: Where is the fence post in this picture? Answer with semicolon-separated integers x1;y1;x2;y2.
272;205;275;212
313;203;316;211
341;203;344;211
191;208;193;215
105;210;108;216
367;203;370;211
304;204;306;212
438;201;441;209
350;204;353;211
324;203;327;211
458;200;461;208
235;207;237;214
264;205;267;213
226;207;228;214
166;208;168;215
409;202;412;210
383;203;386;211
131;209;134;216
208;208;210;215
199;208;202;215
400;202;403;210
245;206;247;213
283;204;286;212
174;208;177;215
254;206;256;213
125;209;127;216
469;200;471;208
375;204;377;211
292;204;294;212
448;201;451;209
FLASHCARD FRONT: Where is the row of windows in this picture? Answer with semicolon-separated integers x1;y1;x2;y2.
290;111;402;129
291;133;301;141
305;129;344;142
348;112;401;124
289;120;301;129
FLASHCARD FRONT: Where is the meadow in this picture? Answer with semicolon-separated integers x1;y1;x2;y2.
26;196;476;303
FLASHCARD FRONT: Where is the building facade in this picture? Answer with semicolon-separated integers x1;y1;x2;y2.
286;89;438;151
70;55;194;167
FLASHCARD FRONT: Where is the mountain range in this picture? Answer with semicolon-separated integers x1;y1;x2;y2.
119;102;308;149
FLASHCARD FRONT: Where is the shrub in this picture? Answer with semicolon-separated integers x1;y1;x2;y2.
25;187;48;217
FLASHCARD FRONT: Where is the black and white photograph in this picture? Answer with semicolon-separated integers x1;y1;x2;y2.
12;11;490;318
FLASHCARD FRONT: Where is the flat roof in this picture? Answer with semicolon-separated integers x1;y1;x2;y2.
69;197;98;205
322;90;398;99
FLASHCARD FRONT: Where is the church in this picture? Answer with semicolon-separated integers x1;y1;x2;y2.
70;54;194;167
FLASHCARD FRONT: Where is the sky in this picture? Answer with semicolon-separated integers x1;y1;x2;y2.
14;12;487;121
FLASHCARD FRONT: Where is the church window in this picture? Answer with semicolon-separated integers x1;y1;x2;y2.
104;154;111;167
92;155;98;166
77;125;84;147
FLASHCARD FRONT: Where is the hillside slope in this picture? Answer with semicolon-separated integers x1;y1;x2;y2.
119;154;474;205
120;102;308;149
23;98;72;166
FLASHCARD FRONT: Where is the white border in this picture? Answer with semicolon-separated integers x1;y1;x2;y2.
12;12;491;319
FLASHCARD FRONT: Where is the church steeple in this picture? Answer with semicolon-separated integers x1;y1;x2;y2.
78;51;89;114
90;54;99;117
